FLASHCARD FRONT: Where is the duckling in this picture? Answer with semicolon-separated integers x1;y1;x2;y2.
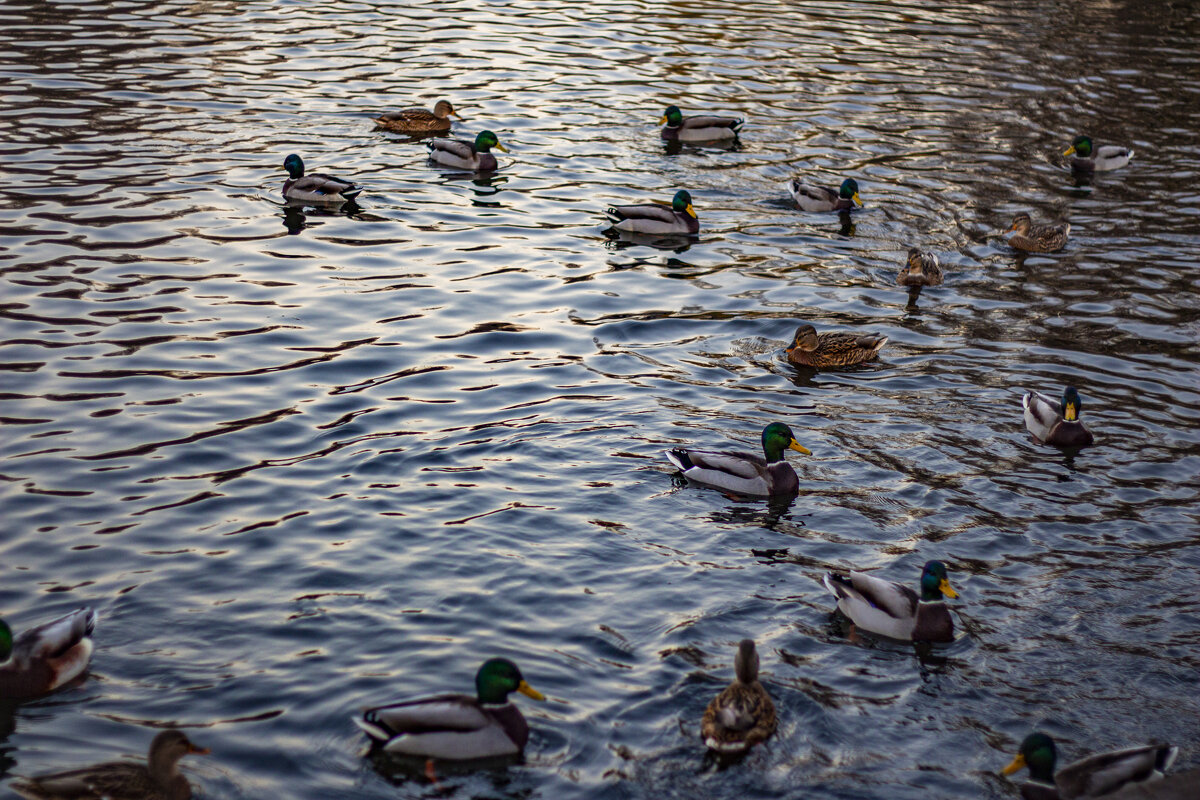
1022;386;1094;448
659;105;744;142
0;607;96;699
427;130;507;171
604;189;699;236
1002;732;1177;800
1063;135;1133;172
375;99;459;135
357;658;544;760
701;639;776;754
281;154;363;204
785;324;887;369
896;248;944;287
784;177;861;212
1005;212;1069;253
12;729;208;800
665;422;810;497
823;560;958;642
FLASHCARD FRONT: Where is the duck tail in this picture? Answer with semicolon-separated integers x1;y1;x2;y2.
731;118;746;134
665;448;693;471
342;186;364;200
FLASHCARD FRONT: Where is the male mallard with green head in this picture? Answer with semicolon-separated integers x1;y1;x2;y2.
785;177;861;212
785;324;887;369
824;560;958;642
375;99;459;135
701;639;776;754
357;658;544;760
1063;135;1133;173
659;105;744;142
1022;386;1094;448
604;189;699;236
896;248;944;287
665;422;811;497
282;154;363;204
0;607;96;699
1005;212;1069;253
1002;732;1177;800
12;729;208;800
426;130;507;171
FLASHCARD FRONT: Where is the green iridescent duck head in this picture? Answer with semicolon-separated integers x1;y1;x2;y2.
1061;386;1083;422
475;130;507;153
0;620;12;661
919;560;958;601
1003;732;1057;783
839;178;862;207
671;189;697;219
761;422;811;462
475;658;544;705
660;105;684;127
1064;135;1092;158
283;154;305;178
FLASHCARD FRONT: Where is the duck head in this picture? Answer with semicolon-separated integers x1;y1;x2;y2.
761;421;810;462
920;560;958;601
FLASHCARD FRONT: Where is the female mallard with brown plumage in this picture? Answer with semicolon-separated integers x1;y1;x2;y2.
11;729;208;800
0;607;96;699
375;99;459;135
1005;212;1069;253
1002;732;1177;800
785;324;887;369
1063;135;1133;173
701;639;776;754
665;422;810;497
824;560;958;643
1022;386;1094;448
896;248;943;287
659;105;744;142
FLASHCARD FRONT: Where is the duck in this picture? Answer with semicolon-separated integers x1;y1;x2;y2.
1005;212;1069;253
1022;386;1094;448
701;639;776;754
823;560;958;642
0;607;96;699
1107;769;1200;800
665;421;811;497
356;658;544;760
659;105;744;141
604;189;699;236
784;177;861;212
1063;135;1133;173
281;154;363;204
375;99;459;135
11;729;208;800
1002;732;1177;800
896;248;944;287
426;130;506;171
785;324;887;369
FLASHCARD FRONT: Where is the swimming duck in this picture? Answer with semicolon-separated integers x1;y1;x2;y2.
701;639;776;754
785;324;887;369
604;189;699;236
1022;387;1094;448
357;658;544;760
823;560;958;642
282;154;363;204
0;607;96;699
659;105;744;141
375;99;459;135
784;177;861;212
1002;732;1177;800
896;248;943;287
1063;135;1133;173
1005;212;1069;253
426;130;506;171
11;729;208;800
665;422;811;497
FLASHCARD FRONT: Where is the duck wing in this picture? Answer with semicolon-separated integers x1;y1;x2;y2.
679;115;743;132
13;608;95;664
377;107;435;124
667;448;766;480
13;762;151;799
358;693;490;740
291;173;362;199
1022;390;1062;442
1057;743;1178;798
428;137;476;159
604;202;681;225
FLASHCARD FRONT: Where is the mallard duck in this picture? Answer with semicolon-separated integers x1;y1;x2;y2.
1064;135;1133;173
357;658;544;760
701;639;776;754
1002;732;1177;800
281;154;363;204
896;248;943;287
659;105;744;142
12;729;208;800
0;607;95;699
1022;387;1094;448
375;99;459;135
785;324;887;369
784;177;861;212
665;422;811;497
604;189;699;236
823;560;958;642
426;130;506;171
1005;212;1069;253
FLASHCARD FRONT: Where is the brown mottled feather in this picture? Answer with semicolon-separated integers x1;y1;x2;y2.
701;640;776;753
1006;213;1069;253
375;99;457;134
786;324;887;368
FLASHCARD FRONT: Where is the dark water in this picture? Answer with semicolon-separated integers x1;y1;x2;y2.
2;0;1199;797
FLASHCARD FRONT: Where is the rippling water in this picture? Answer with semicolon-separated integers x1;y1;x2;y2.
2;0;1199;797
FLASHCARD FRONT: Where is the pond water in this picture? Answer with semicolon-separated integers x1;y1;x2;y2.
1;0;1199;797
